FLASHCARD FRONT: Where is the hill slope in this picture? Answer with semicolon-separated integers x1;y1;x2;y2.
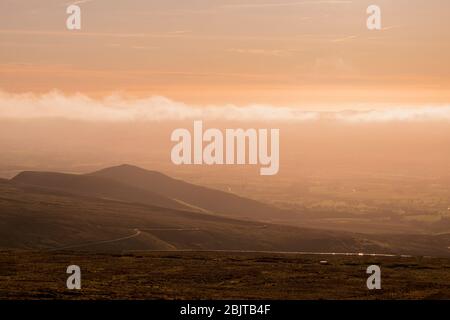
0;181;353;252
11;171;189;211
89;164;293;221
0;180;449;256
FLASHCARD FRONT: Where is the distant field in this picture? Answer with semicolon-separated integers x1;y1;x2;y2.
0;251;449;300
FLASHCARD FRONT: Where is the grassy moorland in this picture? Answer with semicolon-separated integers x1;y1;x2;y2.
0;251;449;300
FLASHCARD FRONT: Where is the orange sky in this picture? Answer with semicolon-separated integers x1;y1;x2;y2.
1;0;450;106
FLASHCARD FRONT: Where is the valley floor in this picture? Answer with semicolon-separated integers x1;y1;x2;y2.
0;251;449;300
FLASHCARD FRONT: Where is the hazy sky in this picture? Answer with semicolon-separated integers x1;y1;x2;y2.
1;1;450;186
1;0;450;106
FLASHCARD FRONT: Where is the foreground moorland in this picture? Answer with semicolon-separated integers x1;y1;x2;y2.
0;251;449;300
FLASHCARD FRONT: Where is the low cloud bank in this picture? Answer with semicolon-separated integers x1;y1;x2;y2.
1;90;449;123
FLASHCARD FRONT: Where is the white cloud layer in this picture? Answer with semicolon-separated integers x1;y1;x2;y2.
0;90;449;123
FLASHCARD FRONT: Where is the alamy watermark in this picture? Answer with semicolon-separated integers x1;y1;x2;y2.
66;5;81;30
66;265;81;290
367;5;382;30
170;121;280;176
366;265;381;290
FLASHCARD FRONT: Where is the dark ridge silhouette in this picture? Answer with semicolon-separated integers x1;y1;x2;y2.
1;167;449;256
11;171;189;211
89;164;292;221
0;179;367;252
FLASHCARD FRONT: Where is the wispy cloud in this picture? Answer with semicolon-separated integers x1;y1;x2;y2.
65;0;96;6
331;24;403;43
0;29;188;39
331;35;358;43
227;48;292;57
221;1;352;9
0;91;449;123
382;25;403;31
